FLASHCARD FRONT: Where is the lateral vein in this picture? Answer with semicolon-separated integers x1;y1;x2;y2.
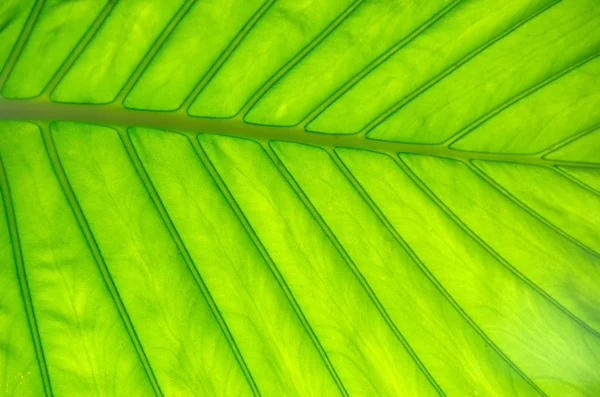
467;160;600;258
0;0;46;90
42;0;117;98
239;0;366;117
395;155;600;339
445;51;600;146
115;0;197;103
360;0;563;138
302;0;463;128
180;0;276;112
118;127;262;397
330;149;547;396
552;166;600;197
263;142;446;397
188;132;349;397
0;155;53;397
40;124;163;397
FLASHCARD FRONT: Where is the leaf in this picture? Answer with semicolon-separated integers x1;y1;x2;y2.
0;0;599;396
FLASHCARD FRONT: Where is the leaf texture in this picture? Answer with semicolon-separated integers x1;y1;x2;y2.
0;0;599;396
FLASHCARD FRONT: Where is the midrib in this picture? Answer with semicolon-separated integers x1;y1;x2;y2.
0;98;596;169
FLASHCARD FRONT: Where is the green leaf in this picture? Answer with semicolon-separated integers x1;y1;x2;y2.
0;0;599;396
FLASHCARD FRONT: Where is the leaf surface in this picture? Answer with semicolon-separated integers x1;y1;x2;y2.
0;0;599;396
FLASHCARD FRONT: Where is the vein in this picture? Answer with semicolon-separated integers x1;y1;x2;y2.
263;142;446;397
40;124;163;397
445;51;600;147
0;0;45;90
237;0;365;117
25;156;104;394
180;0;276;112
553;166;600;197
0;155;53;397
301;0;463;128
43;206;102;395
394;155;600;339
467;160;600;258
186;132;349;397
329;148;546;396
538;122;600;158
41;0;117;98
117;127;261;397
361;0;562;138
0;98;599;169
115;0;197;103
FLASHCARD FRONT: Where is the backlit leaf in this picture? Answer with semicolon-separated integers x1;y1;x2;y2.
0;0;598;396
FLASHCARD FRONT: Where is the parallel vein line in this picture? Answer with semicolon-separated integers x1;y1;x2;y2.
238;0;365;117
181;0;276;112
552;166;600;197
395;155;600;339
360;0;562;138
43;0;117;97
445;51;600;146
28;128;102;392
188;133;349;397
329;148;547;396
302;0;463;128
264;142;445;397
118;127;261;397
41;124;163;397
538;122;600;158
115;0;197;103
468;160;600;258
0;155;53;397
0;0;45;90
